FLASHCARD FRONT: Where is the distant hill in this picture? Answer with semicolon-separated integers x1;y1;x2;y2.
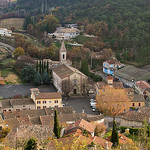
16;0;150;65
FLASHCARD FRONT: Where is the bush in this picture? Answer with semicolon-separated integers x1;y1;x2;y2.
119;126;139;135
89;72;102;82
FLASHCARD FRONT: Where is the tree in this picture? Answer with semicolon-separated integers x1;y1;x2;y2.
36;61;38;72
62;79;73;96
34;72;42;86
42;71;50;85
53;110;61;139
36;15;59;33
111;121;119;147
25;138;36;150
22;65;35;83
47;61;49;74
80;59;89;76
39;60;41;74
96;86;131;120
14;47;25;58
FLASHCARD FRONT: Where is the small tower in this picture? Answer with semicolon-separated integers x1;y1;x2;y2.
60;41;67;64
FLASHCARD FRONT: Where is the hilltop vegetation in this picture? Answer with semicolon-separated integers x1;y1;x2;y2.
14;0;150;66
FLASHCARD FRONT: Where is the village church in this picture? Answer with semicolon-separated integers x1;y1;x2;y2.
52;41;88;96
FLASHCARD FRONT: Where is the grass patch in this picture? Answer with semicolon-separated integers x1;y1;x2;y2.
74;35;93;44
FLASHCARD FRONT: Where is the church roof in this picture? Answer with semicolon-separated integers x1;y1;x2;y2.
53;64;74;79
60;41;66;52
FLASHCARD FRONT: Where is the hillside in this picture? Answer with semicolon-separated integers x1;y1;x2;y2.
16;0;150;65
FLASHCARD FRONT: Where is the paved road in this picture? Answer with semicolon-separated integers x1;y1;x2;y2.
95;71;107;81
0;42;15;51
63;97;100;115
0;84;56;98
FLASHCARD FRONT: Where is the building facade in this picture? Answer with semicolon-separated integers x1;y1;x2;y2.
103;60;125;75
30;88;62;109
0;28;12;36
49;27;80;40
52;64;88;96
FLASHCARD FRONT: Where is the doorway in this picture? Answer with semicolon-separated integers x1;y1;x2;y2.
73;89;77;94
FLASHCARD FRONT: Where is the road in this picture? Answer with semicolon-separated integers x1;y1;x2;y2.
0;84;57;98
0;42;15;52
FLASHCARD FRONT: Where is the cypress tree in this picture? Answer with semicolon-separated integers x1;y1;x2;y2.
36;61;38;72
39;60;41;74
42;60;44;74
111;120;119;147
80;59;89;76
44;61;46;72
53;110;61;139
47;61;49;74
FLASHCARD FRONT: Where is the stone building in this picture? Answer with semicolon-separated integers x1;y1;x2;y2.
0;98;35;113
52;64;88;96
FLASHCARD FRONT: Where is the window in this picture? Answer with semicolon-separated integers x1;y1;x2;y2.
63;54;65;59
37;101;41;104
139;103;141;107
132;103;135;107
73;79;77;85
55;100;58;103
55;106;58;108
43;101;46;104
37;106;41;109
49;101;51;103
43;106;46;109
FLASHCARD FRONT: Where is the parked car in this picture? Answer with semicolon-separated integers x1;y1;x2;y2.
90;102;96;107
92;106;99;112
90;99;96;102
62;104;65;107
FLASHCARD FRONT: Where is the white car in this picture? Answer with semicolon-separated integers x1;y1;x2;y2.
90;102;96;107
62;104;65;107
90;99;95;102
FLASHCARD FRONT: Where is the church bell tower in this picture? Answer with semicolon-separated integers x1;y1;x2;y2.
60;41;67;64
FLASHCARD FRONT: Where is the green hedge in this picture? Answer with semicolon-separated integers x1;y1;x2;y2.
119;126;139;135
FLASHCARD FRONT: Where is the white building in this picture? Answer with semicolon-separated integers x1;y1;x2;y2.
0;28;12;37
49;27;80;40
103;60;125;75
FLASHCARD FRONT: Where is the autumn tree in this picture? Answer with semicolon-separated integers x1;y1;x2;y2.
96;86;131;120
36;15;59;33
14;47;25;58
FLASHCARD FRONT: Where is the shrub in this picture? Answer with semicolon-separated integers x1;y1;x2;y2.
119;126;139;135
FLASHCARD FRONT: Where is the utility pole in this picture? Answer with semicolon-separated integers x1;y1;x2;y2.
91;53;93;69
41;0;44;15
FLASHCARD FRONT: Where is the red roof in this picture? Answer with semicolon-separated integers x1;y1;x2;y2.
106;133;132;144
66;119;95;134
0;77;5;81
136;81;150;90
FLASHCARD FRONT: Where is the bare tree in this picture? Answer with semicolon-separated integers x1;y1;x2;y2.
62;79;73;97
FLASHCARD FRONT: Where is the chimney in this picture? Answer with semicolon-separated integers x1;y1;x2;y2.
107;76;113;85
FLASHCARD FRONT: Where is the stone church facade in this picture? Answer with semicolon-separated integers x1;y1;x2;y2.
52;41;88;96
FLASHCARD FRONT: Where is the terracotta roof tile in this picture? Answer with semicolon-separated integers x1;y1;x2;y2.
35;92;62;99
